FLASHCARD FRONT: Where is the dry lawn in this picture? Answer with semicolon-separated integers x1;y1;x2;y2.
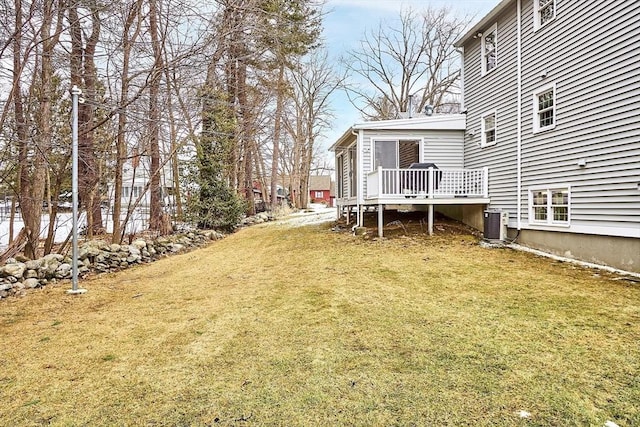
0;215;639;426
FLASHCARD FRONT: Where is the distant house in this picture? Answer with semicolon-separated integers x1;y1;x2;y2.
331;0;640;272
106;159;176;215
308;175;332;205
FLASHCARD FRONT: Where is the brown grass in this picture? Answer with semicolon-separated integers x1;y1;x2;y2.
0;216;638;426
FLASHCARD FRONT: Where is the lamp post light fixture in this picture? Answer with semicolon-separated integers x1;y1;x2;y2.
66;85;87;295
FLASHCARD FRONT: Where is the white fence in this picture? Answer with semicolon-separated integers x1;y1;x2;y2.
366;167;489;199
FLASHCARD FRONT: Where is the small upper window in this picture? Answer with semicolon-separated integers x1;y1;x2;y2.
534;0;556;30
481;111;497;147
481;23;498;75
533;83;556;133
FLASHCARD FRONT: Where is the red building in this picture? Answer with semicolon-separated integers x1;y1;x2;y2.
308;175;332;206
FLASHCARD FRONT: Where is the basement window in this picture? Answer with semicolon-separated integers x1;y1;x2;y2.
529;187;570;226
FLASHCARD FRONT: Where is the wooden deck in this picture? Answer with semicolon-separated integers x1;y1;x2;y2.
336;167;490;237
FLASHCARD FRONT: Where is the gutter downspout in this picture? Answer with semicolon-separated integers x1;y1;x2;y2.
456;47;465;113
516;0;523;231
351;128;362;226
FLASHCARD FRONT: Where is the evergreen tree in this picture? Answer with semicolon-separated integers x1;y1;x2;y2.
187;88;245;232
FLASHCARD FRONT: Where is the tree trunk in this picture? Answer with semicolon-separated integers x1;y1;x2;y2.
69;4;102;238
113;0;143;243
147;0;169;234
13;0;36;258
237;62;255;216
270;64;285;208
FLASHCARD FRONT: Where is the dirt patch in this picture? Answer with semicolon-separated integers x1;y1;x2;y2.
332;210;482;240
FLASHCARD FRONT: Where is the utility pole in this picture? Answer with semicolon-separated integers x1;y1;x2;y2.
67;85;87;295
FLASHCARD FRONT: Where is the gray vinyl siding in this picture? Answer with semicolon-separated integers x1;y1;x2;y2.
519;0;640;235
461;0;640;238
362;129;464;197
423;131;465;168
462;1;519;217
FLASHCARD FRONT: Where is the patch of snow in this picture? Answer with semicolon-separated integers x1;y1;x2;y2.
0;210;149;251
604;421;620;427
517;410;531;419
271;205;336;228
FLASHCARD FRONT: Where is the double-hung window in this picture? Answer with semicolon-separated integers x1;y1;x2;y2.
533;83;556;132
481;23;498;75
530;187;570;226
534;0;556;30
481;111;497;147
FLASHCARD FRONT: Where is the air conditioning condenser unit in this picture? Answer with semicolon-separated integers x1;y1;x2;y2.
484;210;509;241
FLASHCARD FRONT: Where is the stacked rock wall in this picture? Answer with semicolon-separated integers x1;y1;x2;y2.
0;230;224;298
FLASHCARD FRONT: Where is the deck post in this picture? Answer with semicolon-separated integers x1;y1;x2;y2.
378;204;384;237
428;204;434;236
346;206;351;225
358;205;364;226
428;168;434;198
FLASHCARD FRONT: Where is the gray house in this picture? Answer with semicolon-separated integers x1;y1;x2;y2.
453;0;639;272
333;0;640;272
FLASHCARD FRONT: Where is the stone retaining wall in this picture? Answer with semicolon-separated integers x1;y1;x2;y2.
0;230;224;299
0;212;277;299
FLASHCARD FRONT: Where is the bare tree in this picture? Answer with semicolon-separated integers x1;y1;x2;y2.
17;0;64;258
342;7;469;120
260;0;322;209
147;0;171;233
284;49;341;208
68;1;104;237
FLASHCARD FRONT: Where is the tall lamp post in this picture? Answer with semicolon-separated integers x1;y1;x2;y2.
67;85;87;295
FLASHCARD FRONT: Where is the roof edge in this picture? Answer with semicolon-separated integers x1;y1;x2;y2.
454;0;513;47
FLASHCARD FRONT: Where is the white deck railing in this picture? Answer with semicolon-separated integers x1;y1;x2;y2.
366;167;489;199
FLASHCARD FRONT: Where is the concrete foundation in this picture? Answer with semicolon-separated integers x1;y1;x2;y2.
437;204;639;273
518;229;640;273
436;204;485;231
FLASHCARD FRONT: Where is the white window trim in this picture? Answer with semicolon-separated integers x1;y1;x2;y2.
528;186;571;228
372;139;398;170
371;137;424;171
480;110;497;148
534;0;556;31
532;82;556;133
481;23;498;76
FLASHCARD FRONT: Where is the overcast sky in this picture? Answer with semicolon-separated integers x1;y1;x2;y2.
317;0;500;162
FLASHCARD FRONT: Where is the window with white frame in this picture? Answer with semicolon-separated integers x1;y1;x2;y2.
534;0;556;30
529;187;570;225
481;111;497;147
533;83;556;132
481;23;498;75
374;140;398;168
314;191;324;198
